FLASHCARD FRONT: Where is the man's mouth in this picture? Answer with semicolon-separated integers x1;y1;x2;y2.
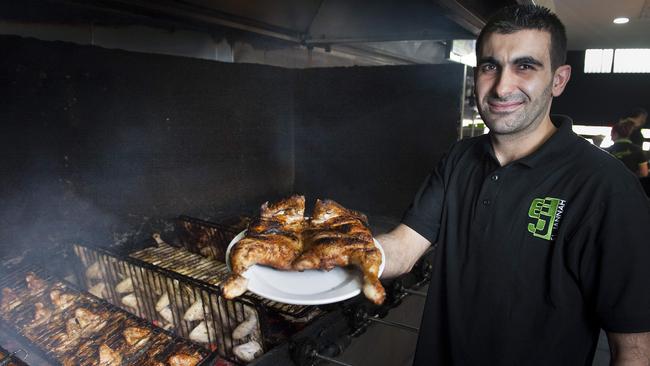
488;101;524;113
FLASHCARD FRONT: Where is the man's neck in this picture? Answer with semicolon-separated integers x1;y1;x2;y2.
490;116;558;166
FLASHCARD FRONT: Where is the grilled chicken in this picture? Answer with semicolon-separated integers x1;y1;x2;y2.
123;326;151;347
294;199;386;304
50;290;77;310
65;317;83;341
1;287;20;312
25;272;47;293
98;344;122;366
168;352;202;366
159;306;174;325
223;195;306;299
74;308;107;335
32;302;53;325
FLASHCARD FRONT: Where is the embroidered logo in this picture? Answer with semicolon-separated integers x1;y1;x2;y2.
527;197;566;241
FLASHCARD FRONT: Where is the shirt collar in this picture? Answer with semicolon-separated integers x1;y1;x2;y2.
480;114;577;168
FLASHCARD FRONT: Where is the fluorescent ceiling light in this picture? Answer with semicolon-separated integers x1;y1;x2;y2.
613;17;629;24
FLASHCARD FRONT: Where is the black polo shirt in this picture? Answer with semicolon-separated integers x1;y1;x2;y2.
403;115;650;366
605;139;648;174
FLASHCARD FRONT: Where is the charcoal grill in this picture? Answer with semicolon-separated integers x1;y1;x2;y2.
0;262;216;366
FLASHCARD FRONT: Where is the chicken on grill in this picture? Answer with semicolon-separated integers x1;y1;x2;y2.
123;326;151;347
50;290;77;311
294;199;386;304
98;344;122;366
1;288;20;313
168;352;202;366
223;195;306;299
25;272;47;294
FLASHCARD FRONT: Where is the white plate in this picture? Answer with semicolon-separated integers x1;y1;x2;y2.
225;230;385;305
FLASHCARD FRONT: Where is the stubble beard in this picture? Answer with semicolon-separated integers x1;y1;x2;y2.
479;82;554;138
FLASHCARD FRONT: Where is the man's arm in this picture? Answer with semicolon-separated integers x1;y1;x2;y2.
607;331;650;365
377;224;431;279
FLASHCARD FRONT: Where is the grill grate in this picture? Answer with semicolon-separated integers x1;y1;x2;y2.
0;262;214;366
72;243;263;364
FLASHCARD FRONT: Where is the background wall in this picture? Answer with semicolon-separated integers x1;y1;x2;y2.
294;64;464;218
0;35;463;257
0;35;296;256
552;50;650;125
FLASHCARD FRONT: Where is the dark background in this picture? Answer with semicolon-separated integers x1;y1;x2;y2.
0;35;463;256
552;50;650;125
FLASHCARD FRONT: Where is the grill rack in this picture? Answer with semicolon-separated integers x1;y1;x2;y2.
0;262;214;366
71;243;262;364
0;345;29;366
170;215;316;319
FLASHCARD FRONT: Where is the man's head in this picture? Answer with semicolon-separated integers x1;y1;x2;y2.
624;107;648;127
476;5;567;71
474;5;571;138
612;120;636;140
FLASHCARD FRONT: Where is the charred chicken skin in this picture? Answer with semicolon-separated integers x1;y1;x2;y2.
1;288;20;313
294;199;386;304
168;352;202;366
223;195;306;299
98;344;122;366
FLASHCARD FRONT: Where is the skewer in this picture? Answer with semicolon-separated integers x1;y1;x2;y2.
311;351;353;366
367;317;419;333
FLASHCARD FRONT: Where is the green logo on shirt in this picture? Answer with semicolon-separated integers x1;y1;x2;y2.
527;197;566;241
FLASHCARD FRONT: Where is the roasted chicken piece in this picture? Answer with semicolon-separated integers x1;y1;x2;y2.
50;290;77;311
223;195;306;299
294;199;386;304
25;272;47;293
98;344;122;366
31;302;53;325
123;326;151;347
73;308;107;336
1;288;20;313
168;352;202;366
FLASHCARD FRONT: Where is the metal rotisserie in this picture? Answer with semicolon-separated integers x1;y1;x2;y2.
0;264;213;366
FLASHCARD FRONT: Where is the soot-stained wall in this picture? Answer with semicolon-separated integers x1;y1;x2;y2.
0;35;295;255
294;64;464;218
0;35;464;256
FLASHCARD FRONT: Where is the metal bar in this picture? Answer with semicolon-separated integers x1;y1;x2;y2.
312;352;353;366
367;317;419;333
403;288;428;297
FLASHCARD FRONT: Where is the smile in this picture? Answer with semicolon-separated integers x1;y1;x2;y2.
488;101;524;113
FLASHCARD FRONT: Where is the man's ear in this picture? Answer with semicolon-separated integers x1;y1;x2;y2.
552;64;572;97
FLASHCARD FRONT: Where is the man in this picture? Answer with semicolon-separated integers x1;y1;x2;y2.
622;107;648;148
605;120;649;177
378;5;650;366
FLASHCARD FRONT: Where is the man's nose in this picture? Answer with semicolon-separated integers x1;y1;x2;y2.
493;68;517;98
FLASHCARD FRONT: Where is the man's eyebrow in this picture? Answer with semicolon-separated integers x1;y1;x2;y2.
477;56;499;65
512;56;544;67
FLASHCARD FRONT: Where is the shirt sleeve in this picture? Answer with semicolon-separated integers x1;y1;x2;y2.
572;186;650;332
400;154;447;244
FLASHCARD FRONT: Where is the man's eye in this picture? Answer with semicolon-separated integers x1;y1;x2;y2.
481;64;497;72
519;64;534;70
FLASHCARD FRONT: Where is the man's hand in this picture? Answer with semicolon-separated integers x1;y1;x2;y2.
376;224;431;279
607;331;650;365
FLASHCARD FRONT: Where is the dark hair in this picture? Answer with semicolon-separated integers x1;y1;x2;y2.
626;107;648;118
612;120;636;139
476;5;567;70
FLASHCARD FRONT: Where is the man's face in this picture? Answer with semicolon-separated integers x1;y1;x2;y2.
475;30;558;136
